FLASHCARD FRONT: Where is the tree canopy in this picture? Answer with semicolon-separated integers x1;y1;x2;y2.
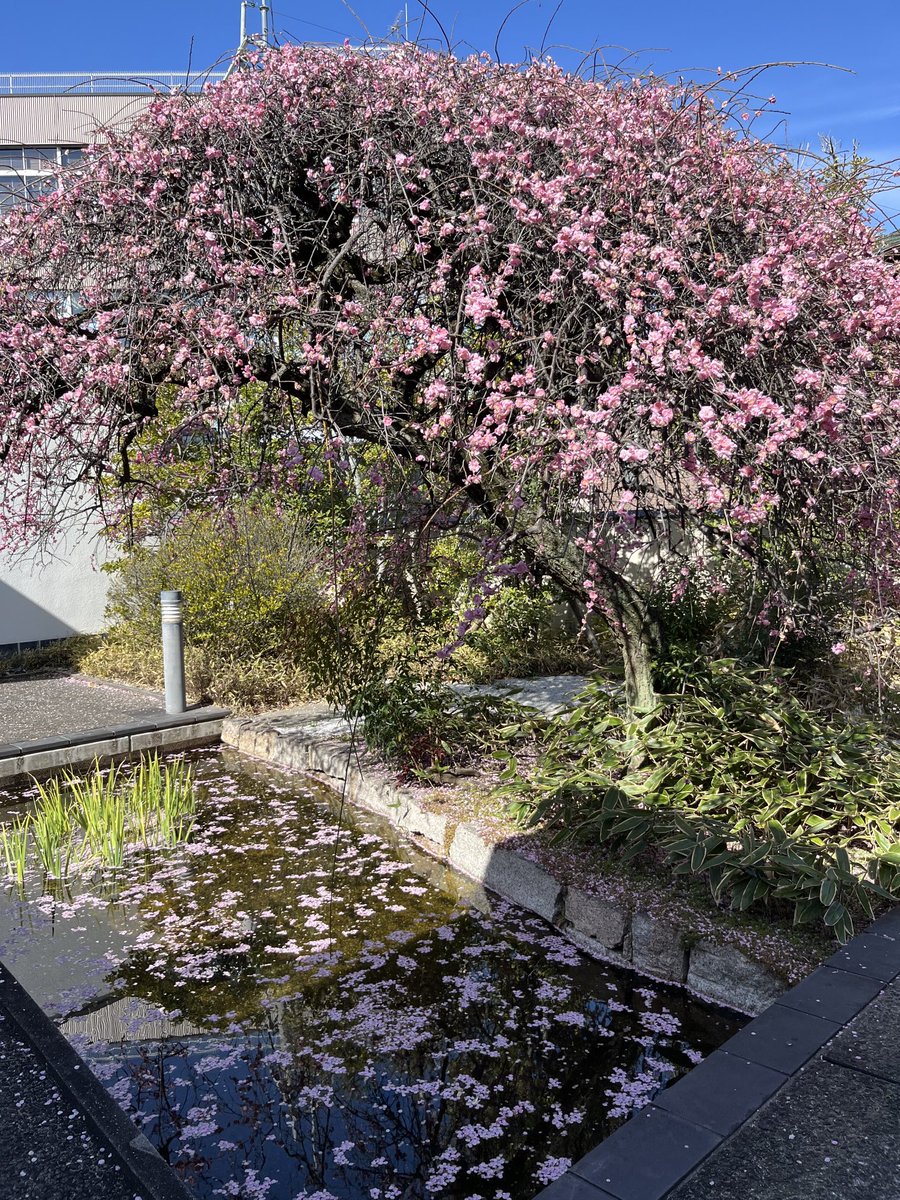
2;44;900;703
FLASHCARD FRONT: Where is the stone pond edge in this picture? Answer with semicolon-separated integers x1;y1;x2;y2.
221;714;790;1017
221;714;900;1200
532;907;900;1200
0;709;229;779
4;706;893;1198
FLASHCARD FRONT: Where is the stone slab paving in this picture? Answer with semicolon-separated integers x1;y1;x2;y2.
670;1055;900;1200
452;672;598;715
536;907;900;1200
0;674;166;743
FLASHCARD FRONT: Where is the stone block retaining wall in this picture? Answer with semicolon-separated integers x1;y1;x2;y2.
223;712;791;1014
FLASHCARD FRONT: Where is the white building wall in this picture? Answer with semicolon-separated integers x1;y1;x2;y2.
0;80;170;652
0;92;152;144
0;529;111;652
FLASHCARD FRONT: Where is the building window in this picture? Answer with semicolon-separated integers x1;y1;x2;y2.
0;145;85;210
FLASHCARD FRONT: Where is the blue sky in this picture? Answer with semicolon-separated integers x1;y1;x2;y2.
5;0;900;220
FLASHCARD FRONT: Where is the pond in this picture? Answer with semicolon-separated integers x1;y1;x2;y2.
0;749;744;1200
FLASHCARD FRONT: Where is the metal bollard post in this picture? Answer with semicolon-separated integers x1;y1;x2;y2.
160;590;187;715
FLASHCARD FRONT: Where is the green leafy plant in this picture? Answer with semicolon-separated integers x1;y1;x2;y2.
501;657;900;942
350;672;524;784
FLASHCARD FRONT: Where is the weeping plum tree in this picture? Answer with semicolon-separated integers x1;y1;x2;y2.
2;44;900;707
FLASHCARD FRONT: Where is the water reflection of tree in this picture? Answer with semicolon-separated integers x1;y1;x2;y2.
106;909;736;1199
111;763;463;1027
4;756;738;1196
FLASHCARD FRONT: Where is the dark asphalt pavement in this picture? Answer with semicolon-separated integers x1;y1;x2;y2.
0;1008;143;1200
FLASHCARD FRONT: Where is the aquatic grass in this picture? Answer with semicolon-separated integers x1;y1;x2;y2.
0;755;197;884
30;779;79;877
0;814;30;890
72;761;122;864
131;756;195;847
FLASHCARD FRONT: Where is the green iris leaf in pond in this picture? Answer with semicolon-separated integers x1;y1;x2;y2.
0;756;196;882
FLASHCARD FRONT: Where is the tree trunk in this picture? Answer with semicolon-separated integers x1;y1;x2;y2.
603;574;664;712
456;479;666;713
617;613;660;711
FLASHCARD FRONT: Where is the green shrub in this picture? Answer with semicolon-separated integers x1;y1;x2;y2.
453;583;596;682
501;656;900;942
183;648;310;711
104;501;327;657
647;560;746;660
0;634;101;679
83;500;327;708
88;513;592;712
80;628;164;690
80;631;309;712
349;671;523;784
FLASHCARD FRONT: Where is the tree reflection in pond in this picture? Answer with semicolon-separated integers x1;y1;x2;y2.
0;750;743;1198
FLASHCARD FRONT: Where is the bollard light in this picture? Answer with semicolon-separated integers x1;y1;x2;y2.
160;590;187;715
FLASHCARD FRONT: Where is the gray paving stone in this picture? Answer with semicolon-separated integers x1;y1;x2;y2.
825;930;900;984
19;737;131;774
776;966;883;1024
131;721;223;751
670;1058;900;1200
825;985;900;1083
533;1173;618;1199
14;734;73;753
571;1106;720;1200
870;905;900;937
565;887;629;951
0;961;190;1200
0;675;163;742
0;1010;142;1200
448;823;563;922
718;1003;840;1075
652;1050;786;1136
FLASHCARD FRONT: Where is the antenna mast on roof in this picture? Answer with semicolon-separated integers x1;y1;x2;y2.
225;0;274;77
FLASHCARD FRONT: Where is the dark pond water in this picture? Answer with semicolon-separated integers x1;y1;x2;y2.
0;749;743;1199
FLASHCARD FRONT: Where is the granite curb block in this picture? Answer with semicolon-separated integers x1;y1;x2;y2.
220;713;790;1014
0;959;192;1200
534;910;900;1200
0;708;229;780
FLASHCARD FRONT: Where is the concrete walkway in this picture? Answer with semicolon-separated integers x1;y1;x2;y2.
0;674;176;743
0;674;229;781
452;672;598;716
0;961;190;1200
